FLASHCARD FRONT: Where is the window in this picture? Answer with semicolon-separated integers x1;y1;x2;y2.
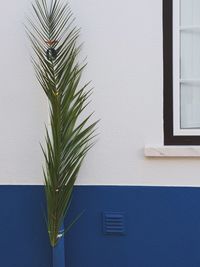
163;0;200;145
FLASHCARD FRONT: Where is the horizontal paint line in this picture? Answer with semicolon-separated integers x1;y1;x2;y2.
0;183;200;189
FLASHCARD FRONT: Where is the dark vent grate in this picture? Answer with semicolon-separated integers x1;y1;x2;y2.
102;212;126;235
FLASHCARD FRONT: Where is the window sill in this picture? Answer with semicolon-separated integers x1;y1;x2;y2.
144;146;200;158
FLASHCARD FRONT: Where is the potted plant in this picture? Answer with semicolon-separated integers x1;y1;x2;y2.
26;0;98;266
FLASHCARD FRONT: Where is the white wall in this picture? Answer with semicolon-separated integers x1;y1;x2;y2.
1;0;200;186
0;0;47;184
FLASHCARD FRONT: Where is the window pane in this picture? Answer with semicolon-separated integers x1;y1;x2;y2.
180;31;200;79
181;0;200;26
181;83;200;128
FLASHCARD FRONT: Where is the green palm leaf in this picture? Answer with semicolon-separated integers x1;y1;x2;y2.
26;0;98;247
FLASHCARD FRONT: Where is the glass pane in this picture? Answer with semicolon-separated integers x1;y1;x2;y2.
180;31;200;79
181;83;200;129
181;0;200;26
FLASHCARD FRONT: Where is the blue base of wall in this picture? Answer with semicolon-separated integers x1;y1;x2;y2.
1;186;200;267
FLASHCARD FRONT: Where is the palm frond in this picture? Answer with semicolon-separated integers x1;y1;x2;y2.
27;0;98;247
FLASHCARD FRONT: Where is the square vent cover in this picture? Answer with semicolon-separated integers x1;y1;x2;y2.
102;212;126;235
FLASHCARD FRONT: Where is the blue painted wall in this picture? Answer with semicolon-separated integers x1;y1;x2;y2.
1;186;200;267
0;186;51;267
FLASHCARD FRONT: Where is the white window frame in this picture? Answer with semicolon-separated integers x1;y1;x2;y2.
173;0;200;136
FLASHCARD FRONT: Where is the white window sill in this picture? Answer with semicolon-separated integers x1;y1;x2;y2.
144;146;200;158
